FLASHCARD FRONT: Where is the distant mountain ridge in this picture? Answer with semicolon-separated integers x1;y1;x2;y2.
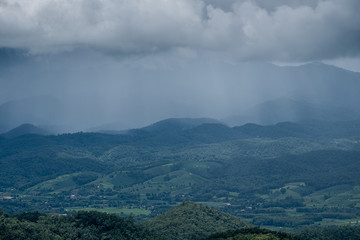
0;96;64;133
1;62;360;133
2;116;355;142
2;123;49;138
141;118;221;132
124;118;360;145
223;97;360;126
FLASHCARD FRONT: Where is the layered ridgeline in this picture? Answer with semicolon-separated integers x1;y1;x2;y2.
1;118;360;229
1;62;360;133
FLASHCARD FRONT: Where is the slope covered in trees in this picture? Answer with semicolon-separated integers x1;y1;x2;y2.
3;206;360;240
205;227;299;240
143;201;249;240
1;119;360;229
0;210;160;240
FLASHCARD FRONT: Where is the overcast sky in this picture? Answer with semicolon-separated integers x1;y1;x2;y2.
0;0;359;63
0;0;360;131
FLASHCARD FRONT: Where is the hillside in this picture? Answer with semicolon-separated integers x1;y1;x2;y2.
0;210;160;240
0;119;360;229
143;202;249;240
2;207;360;240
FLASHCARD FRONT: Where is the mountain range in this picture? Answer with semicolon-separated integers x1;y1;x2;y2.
0;62;359;133
1;116;360;230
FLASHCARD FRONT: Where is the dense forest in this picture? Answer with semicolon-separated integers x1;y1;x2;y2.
143;202;248;239
0;209;160;240
1;118;360;232
2;203;360;240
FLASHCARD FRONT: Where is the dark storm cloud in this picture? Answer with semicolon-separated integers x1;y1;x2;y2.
0;0;359;61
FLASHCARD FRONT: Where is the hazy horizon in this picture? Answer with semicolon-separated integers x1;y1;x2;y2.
1;0;360;132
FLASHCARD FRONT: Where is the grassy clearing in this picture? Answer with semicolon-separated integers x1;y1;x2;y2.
26;174;77;194
229;192;240;197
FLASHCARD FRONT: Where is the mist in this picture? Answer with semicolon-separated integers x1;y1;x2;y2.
1;49;359;133
0;0;360;133
0;50;280;131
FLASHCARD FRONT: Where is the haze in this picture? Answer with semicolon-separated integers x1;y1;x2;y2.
0;0;360;132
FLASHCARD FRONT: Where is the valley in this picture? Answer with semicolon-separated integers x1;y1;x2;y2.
1;118;360;230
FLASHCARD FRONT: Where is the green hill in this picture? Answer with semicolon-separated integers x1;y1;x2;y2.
143;202;249;240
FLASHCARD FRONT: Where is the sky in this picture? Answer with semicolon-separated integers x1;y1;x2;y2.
0;0;359;62
0;0;360;131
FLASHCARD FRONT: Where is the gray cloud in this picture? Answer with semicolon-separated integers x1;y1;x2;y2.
0;0;359;61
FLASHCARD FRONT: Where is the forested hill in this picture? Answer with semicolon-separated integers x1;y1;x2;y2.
1;119;360;190
143;201;249;240
0;210;161;240
2;206;360;240
1;118;360;230
0;206;296;240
